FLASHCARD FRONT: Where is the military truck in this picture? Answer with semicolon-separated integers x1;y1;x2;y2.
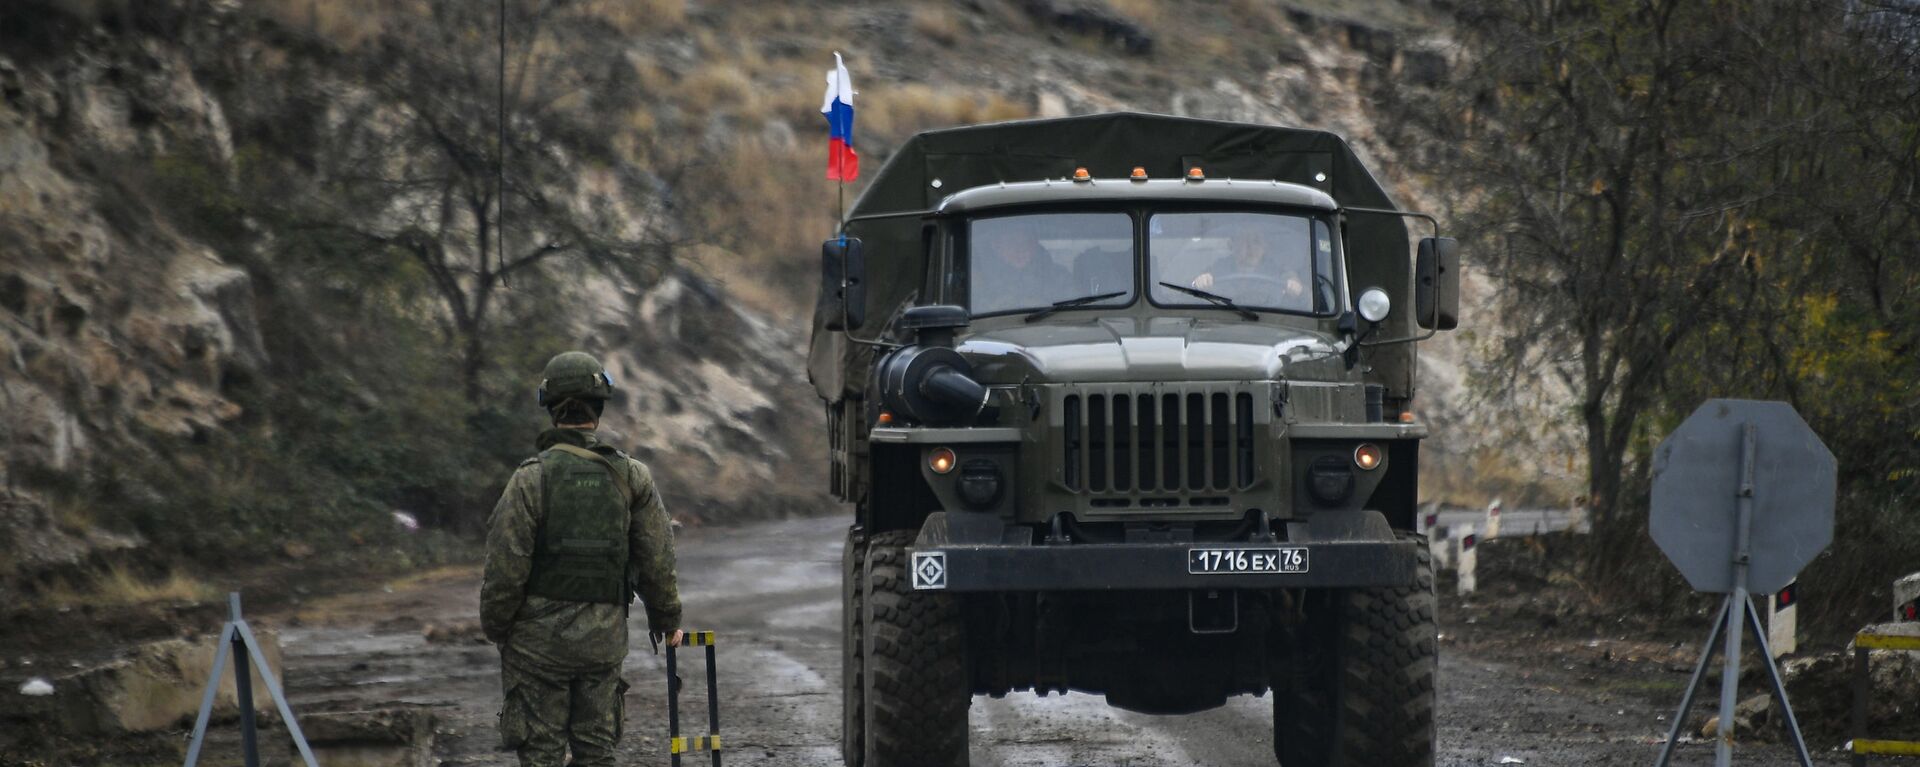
809;113;1459;767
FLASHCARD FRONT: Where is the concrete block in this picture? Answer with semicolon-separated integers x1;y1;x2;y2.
1895;571;1920;622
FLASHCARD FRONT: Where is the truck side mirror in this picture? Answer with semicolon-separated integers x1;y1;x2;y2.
1415;237;1459;331
819;237;866;330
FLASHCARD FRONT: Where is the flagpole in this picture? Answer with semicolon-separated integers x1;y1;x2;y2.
835;51;845;243
825;51;853;244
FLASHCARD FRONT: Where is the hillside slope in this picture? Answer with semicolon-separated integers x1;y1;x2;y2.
0;0;1544;591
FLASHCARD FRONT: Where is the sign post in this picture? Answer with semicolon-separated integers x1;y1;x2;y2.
183;593;319;767
1456;530;1477;596
1649;400;1834;767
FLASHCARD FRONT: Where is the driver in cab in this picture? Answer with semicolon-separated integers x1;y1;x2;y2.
972;224;1071;312
1190;227;1309;310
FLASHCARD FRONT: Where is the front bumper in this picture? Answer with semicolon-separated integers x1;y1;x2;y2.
906;537;1419;592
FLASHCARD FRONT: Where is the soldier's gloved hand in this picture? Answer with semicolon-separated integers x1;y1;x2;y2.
651;629;685;648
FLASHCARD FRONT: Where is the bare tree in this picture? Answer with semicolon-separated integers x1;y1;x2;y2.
304;0;661;402
1437;0;1820;534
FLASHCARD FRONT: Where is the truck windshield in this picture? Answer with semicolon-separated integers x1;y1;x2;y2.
1148;212;1337;315
967;212;1134;317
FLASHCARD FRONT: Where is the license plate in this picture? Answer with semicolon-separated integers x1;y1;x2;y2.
1188;547;1308;575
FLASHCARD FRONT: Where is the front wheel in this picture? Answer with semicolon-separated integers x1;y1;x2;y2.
862;530;969;767
1274;534;1436;766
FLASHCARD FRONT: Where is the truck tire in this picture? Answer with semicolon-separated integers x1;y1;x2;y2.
863;530;969;767
842;527;867;767
1274;534;1435;766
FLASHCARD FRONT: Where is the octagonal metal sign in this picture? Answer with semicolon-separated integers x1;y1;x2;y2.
1650;399;1836;595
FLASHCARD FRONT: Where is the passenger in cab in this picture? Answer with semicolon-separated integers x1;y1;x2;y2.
971;222;1071;312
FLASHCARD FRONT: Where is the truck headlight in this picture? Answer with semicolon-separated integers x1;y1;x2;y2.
957;459;1003;508
1358;288;1391;323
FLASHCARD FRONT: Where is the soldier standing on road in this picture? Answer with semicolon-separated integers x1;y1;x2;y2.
481;351;685;767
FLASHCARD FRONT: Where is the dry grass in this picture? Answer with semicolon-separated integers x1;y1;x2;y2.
1224;0;1287;29
861;84;1032;139
681;64;759;117
911;6;964;47
49;496;94;537
41;564;218;609
585;0;686;34
1106;0;1166;29
253;0;404;50
967;93;1032;124
687;141;834;316
1191;34;1237;62
252;0;692;51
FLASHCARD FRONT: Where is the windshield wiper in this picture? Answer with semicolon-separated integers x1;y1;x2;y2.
1023;291;1127;322
1158;282;1258;320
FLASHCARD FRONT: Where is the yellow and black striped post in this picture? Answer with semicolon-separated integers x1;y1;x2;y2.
667;631;723;767
1852;630;1920;766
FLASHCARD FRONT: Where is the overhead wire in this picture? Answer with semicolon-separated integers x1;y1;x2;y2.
491;0;499;284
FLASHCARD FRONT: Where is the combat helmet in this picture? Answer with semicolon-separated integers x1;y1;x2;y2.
537;351;614;408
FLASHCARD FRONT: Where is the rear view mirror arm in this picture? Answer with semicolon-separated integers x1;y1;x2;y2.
831;210;947;349
1340;206;1440;239
1340;206;1447;344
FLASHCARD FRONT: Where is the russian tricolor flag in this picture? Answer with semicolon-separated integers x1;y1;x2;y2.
821;52;859;181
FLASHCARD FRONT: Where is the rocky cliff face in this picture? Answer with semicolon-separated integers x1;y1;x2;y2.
0;24;266;574
0;1;835;582
0;0;1538;584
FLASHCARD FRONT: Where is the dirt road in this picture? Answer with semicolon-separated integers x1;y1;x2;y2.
263;516;1845;766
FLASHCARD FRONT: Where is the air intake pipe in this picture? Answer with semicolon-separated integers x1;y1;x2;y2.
877;305;987;425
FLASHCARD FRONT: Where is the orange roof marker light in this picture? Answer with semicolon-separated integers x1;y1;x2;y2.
1130;166;1149;180
1186;166;1206;181
1072;167;1092;182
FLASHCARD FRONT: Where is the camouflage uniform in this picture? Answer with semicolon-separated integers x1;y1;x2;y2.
482;426;682;767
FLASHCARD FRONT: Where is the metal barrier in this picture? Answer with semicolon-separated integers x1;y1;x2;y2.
668;631;723;767
1851;629;1920;765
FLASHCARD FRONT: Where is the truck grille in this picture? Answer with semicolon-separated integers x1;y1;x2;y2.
1061;387;1259;494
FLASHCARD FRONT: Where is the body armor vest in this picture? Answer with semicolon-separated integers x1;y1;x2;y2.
525;445;631;605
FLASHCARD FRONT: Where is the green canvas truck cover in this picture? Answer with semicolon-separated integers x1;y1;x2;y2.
807;112;1415;404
